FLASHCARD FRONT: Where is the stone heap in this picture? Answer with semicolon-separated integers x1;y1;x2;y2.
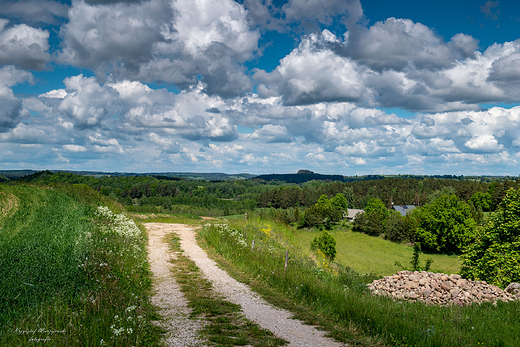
368;271;518;306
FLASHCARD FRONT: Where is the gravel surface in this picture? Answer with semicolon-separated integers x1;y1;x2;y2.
146;223;206;347
170;223;347;347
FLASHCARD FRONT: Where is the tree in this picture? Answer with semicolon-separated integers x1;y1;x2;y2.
342;187;355;209
460;188;520;288
331;193;348;212
311;231;337;261
301;195;341;229
385;210;406;242
469;191;492;212
415;195;476;253
354;198;388;236
426;186;456;205
365;198;388;221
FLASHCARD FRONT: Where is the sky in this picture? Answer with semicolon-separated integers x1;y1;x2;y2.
1;0;520;175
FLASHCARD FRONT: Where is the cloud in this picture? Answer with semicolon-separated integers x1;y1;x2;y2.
0;19;50;70
55;75;120;128
58;0;259;97
345;17;478;71
0;86;23;132
464;134;503;153
253;19;520;112
0;1;68;26
254;30;366;105
480;1;499;20
0;66;33;132
282;0;356;26
85;0;143;4
62;144;88;152
249;124;292;143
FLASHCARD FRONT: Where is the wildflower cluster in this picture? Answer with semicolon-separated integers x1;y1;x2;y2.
314;249;338;277
96;206;142;239
100;305;144;345
211;221;247;247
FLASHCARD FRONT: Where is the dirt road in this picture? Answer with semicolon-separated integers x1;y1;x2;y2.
146;223;346;347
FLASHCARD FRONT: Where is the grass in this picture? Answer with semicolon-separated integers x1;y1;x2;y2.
296;225;461;276
127;211;204;224
166;231;288;346
198;216;520;347
0;184;162;346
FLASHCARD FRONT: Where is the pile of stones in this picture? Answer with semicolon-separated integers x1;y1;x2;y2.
368;271;519;306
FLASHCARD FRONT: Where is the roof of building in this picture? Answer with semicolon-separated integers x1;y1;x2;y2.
345;209;364;220
392;205;416;216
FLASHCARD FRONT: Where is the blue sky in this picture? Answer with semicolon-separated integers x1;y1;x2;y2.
1;0;520;175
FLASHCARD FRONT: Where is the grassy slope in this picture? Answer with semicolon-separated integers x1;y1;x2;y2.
296;226;460;276
198;217;520;347
0;184;161;346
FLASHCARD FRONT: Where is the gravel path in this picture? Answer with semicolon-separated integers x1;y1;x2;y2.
146;223;206;347
169;223;347;347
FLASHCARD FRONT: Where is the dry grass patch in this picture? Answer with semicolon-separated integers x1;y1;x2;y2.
0;191;19;219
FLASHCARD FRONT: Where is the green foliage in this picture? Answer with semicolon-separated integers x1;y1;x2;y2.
415;194;477;253
331;193;349;211
310;231;337;261
352;198;388;236
301;194;341;229
0;185;160;346
352;211;385;236
383;210;419;243
201;214;520;347
470;191;492;212
461;188;520;288
342;187;355;209
395;243;433;272
426;186;456;205
365;198;388;220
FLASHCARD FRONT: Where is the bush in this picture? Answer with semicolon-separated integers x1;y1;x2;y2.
461;188;520;288
352;210;384;236
310;231;337;261
301;195;341;229
415;194;476;253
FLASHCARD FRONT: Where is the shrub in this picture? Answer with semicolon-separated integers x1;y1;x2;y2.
460;188;520;288
415;194;476;253
310;231;337;261
301;195;341;229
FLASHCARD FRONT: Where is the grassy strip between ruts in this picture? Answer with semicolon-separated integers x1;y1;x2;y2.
166;231;288;347
0;183;162;346
197;217;520;347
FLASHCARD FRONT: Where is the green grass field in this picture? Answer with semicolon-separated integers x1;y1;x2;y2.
199;217;520;347
0;184;161;346
296;226;461;276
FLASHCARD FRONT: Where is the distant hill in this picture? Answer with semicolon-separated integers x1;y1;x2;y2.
255;172;346;183
0;170;255;181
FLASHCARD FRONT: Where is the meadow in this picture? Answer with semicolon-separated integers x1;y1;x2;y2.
0;184;161;346
199;216;520;347
2;177;519;346
295;225;461;276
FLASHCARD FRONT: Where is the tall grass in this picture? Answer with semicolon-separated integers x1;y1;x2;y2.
0;184;161;346
199;216;520;347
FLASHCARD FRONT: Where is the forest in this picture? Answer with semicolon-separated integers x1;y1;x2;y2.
12;170;518;244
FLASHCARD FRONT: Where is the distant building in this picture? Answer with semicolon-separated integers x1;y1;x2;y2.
344;209;364;221
392;205;415;216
